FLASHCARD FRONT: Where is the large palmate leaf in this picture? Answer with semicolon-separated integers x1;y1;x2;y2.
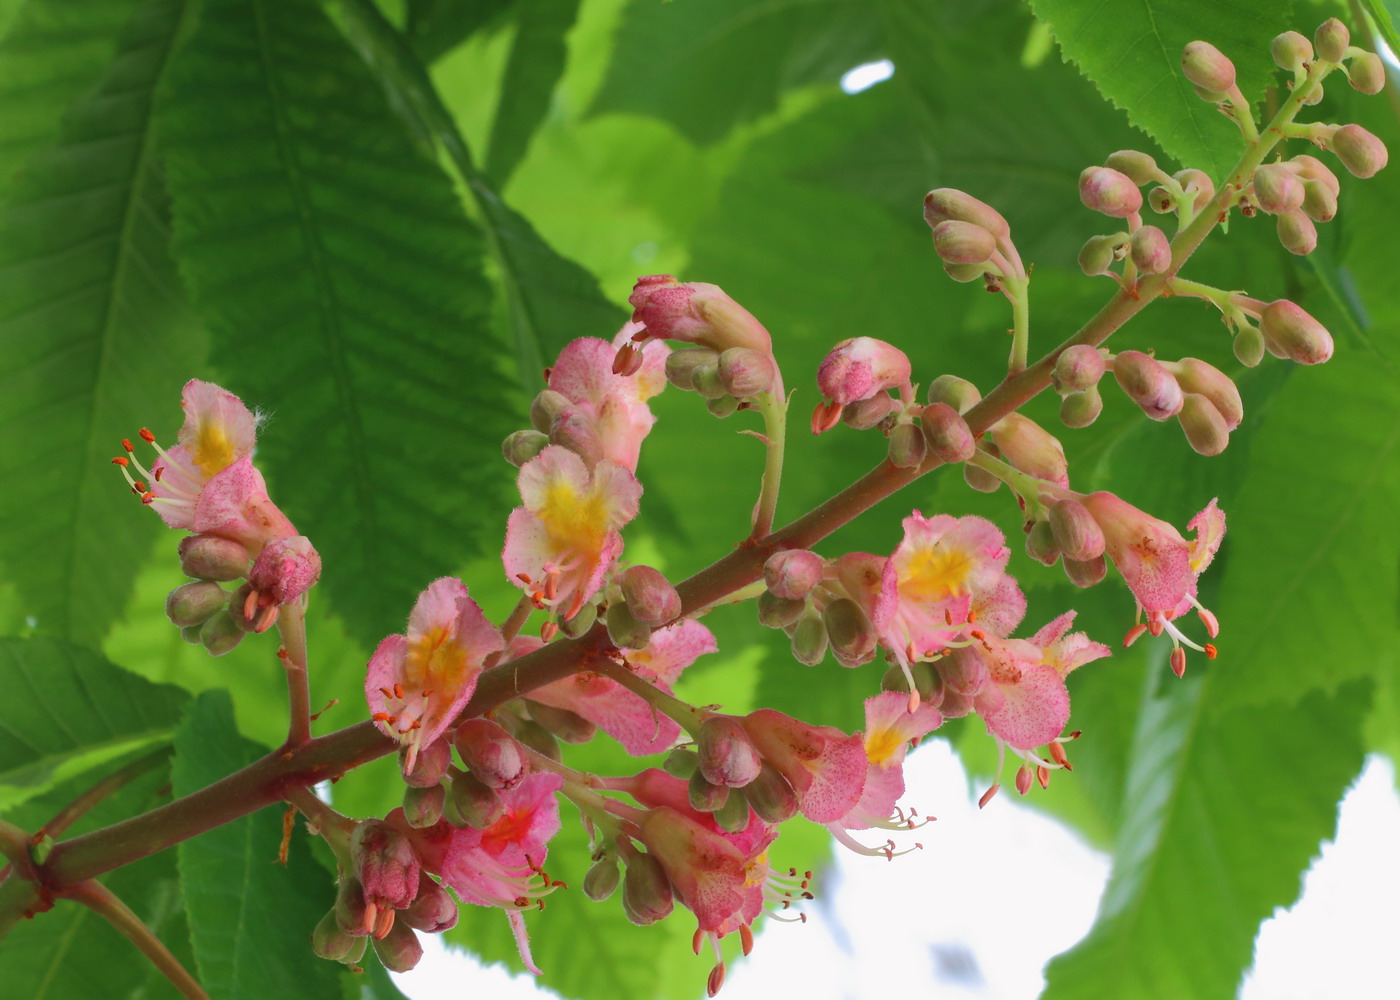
1026;0;1296;180
157;0;514;648
0;0;203;647
484;0;580;186
0;636;188;815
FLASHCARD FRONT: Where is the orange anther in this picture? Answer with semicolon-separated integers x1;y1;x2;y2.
1204;643;1218;659
372;712;392;722
139;428;155;443
740;924;754;956
111;456;129;466
153;467;164;481
393;683;404;699
121;438;134;452
692;928;704;955
379;686;393;699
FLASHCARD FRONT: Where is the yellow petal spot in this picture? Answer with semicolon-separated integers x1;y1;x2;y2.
864;726;906;766
537;480;608;554
743;850;770;887
403;625;470;693
191;420;237;478
901;545;974;603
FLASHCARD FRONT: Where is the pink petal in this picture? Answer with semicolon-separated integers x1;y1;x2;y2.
980;664;1070;750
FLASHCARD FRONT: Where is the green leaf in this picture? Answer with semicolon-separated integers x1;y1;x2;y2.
405;0;514;63
1026;0;1296;180
1041;671;1370;1000
484;0;580;186
1362;1;1400;55
172;689;342;999
156;0;515;648
0;636;188;815
0;0;204;647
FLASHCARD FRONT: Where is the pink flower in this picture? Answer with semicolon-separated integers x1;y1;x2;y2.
503;446;641;619
546;330;670;473
816;337;912;407
739;709;867;823
366;578;505;773
627;275;773;354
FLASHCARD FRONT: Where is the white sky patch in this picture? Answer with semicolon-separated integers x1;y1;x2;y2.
840;60;894;94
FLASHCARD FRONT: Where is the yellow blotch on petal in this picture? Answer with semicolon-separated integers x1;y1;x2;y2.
901;545;974;603
538;481;608;552
403;625;470;692
864;726;906;767
191;420;238;478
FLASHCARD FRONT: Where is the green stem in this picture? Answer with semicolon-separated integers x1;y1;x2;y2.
277;600;312;748
0;820;34;874
0;875;42;940
749;386;788;538
283;783;354;865
62;879;210;1000
1005;277;1030;375
966;448;1053;513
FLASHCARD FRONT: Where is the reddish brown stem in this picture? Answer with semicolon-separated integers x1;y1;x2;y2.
62;879;210;1000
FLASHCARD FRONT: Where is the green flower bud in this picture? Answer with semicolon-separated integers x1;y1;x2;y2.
887;421;927;469
180;623;203;645
990;412;1068;485
1276;210;1318;255
842;393;896;429
1063;554;1107;588
334;876;369;935
1079;166;1143;218
931;220;997;264
165;580;227;628
1252;163;1305;215
692;363;727;400
1162;357;1243;429
621;852;674;926
371;920;423;973
757;590;806;629
1300;177;1338;222
1348;51;1386;95
1060;385;1103;428
1054;345;1106;392
605;600;653;650
557;600;598;639
665;347;721;391
744;761;799;824
712;785;752;833
1178;393;1231;456
402;783;446;829
925;373;981;413
1174;169;1215;211
529;389;571;433
1233;324;1266;367
1048;499;1106;561
823;597;876;667
1314;18;1349;63
1078;234;1122;276
526;700;597;744
1025;520;1060;567
663;746;699;778
790;612;829;667
688;769;730;812
1259;300;1334;364
199;611;244;657
447;769;504;829
943;261;988;283
923;188;1010;239
401;737;452;788
919;402;975;464
502;429;549;468
1181;40;1236;95
1331;123;1389;179
1129;225;1172;274
584;857;621;902
1105;149;1160;185
963;462;1002;493
706;394;740;418
312;910;362;963
177;534;250;582
1271;30;1312;73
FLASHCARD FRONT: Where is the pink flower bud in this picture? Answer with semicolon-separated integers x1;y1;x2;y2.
1105;149;1160;185
1271;30;1312;73
1331;123;1388;178
1314;18;1349;63
401;737;453;788
923;188;1010;239
371;920;423;973
718;347;777;397
584;857;620;901
454;719;527;790
1174;168;1215;210
887;421;928;468
502;429;549;467
688;770;729;812
1025;520;1059;566
1288;154;1341;195
605;600;652;649
757;590;806;628
1063;554;1108;588
1178;393;1231;456
401;783;446;829
1348;51;1386;95
939;645;991;696
931;220;997;264
165;580;227;627
789;613;829;666
1129;225;1172;274
989;412;1068;485
620;564;681;625
1259;300;1334;364
400;875;458;934
1079;166;1143;218
1048;499;1106;561
352;819;422;914
621;851;674;925
919;402;975;464
665;347;721;391
1060;386;1103;428
697;715;763;788
1077;234;1122;276
1252;163;1305;214
1301;178;1338;222
816;337;912;405
1113;350;1184;420
1181;40;1236;95
925;373;982;413
177;534;249;581
1162;357;1243;429
629;275;772;353
446;769;504;829
663;747;699;778
842;393;896;429
1054;345;1106;391
548;409;605;466
248;534;321;606
1276;210;1318;255
764;549;824;600
823;597;876;667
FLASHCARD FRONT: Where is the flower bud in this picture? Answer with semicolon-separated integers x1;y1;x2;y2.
1271;30;1312;73
1025;519;1059;567
925;373;981;413
718;347;777;398
620;565;680;626
989;412;1068;485
1129;225;1172;274
313;909;362;962
400;875;458;933
688;770;729;812
817;337;911;406
248;534;320;606
165;580;227;627
963;462;1002;493
1252;163;1306;215
584;856;621;901
605;599;652;650
1048;499;1106;561
557;600;598;638
764;549;824;600
506;714;557;764
454;719;526;790
1181;40;1236;95
1174;169;1215;211
1289;154;1341;194
1314;17;1349;63
527;700;597;744
1259;300;1334;364
1105;149;1159;185
931;220;997;264
446;769;504;829
180;624;203;645
1113;350;1184;420
621;851;674;925
402;737;452;788
712;785;752;833
1233;324;1266;367
352;819;421;913
629;276;772;353
1331;123;1388;178
502;429;549;467
1162;357;1243;429
529;389;572;433
199;611;244;656
744;761;799;824
697;715;762;788
177;534;249;581
1178;393;1231;456
548;409;604;466
334;876;370;935
823;597;876;667
1147;186;1175;214
706;395;739;421
371;919;423;973
757;590;806;628
1054;345;1106;392
790;613;829;666
1276;209;1318;255
1300;177;1338;222
1063;553;1108;588
1077;234;1122;276
842;393;896;429
940;646;991;697
1348;51;1386;95
919;402;975;464
923;189;1010;239
1079;167;1143;218
1060;386;1103;428
401;783;446;828
943;261;988;283
887;421;927;468
663;746;699;778
665;347;721;391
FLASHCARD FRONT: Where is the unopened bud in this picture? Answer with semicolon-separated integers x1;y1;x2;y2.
745;761;799;824
402;783;446;828
698;716;762;788
763;549;824;601
549;410;604;466
887;421;927;468
509;719;557;763
1148;185;1175;214
502;429;549;467
665;347;721;391
605;600;653;650
823;598;876;667
712;785;752;833
1080;167;1143;218
842;393;896;429
963;462;1002;493
1048;499;1106;561
371;920;423;973
1178;393;1230;456
691;363;727;400
447;769;504;829
402;737;452;788
1233;324;1266;367
923;189;1010;239
1276;210;1318;255
919;402;975;464
180;624;203;645
312;910;362;962
663;746;699;778
529;389;572;433
1182;40;1236;95
621;565;680;626
1163;357;1243;429
931;220;997;264
527;700;596;744
1314;18;1349;63
688;770;729;812
199;611;244;656
584;857;621;901
1105;150;1159;185
757;590;806;628
1060;385;1103;428
1025;520;1060;567
1113;350;1184;420
1078;234;1122;276
926;373;981;413
1331;123;1388;178
1289;154;1341;195
718;347;777;398
943;261;988;283
352;819;421;913
990;412;1068;485
1300;177;1338;222
334;877;369;935
1253;163;1305;215
621;852;674;925
1271;30;1312;73
248;534;321;607
1259;300;1334;364
790;613;829;666
557;600;597;638
1063;553;1108;588
1348;51;1386;95
817;337;911;406
1174;169;1215;212
400;875;457;934
1129;225;1172;274
454;719;527;790
165;580;227;627
1054;345;1106;392
177;534;249;581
